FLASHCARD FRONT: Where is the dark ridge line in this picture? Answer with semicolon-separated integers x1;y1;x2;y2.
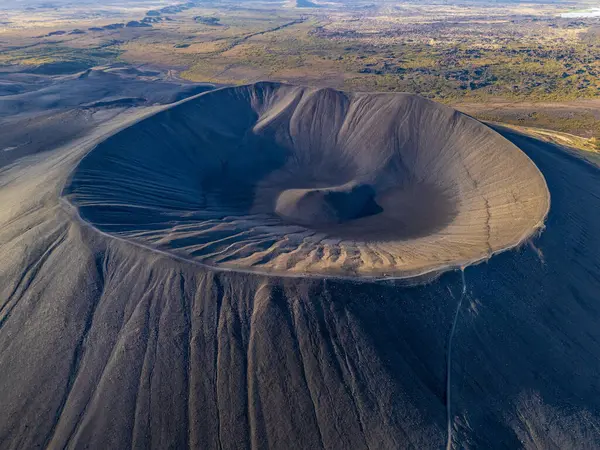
321;284;371;450
320;286;367;448
213;274;225;450
232;281;252;450
179;272;192;450
42;243;105;449
342;303;415;447
63;251;112;449
280;286;326;449
128;271;155;450
66;258;156;448
0;226;67;332
245;286;257;450
143;274;166;448
247;283;269;449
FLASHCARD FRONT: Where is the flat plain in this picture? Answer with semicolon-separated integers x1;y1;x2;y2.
3;0;600;141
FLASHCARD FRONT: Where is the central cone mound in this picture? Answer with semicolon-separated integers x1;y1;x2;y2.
275;183;383;226
64;82;550;278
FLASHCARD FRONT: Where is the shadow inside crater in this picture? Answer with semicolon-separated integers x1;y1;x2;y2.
67;126;459;246
266;180;458;242
274;184;384;227
308;182;459;242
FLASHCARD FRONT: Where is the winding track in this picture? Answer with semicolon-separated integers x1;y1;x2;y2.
445;269;467;450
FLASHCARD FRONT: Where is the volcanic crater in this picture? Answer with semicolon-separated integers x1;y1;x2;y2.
64;82;550;278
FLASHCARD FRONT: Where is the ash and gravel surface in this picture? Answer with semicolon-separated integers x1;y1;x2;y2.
0;69;599;449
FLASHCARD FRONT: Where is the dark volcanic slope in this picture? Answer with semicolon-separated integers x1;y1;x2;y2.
0;79;599;450
0;66;212;168
64;83;548;279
